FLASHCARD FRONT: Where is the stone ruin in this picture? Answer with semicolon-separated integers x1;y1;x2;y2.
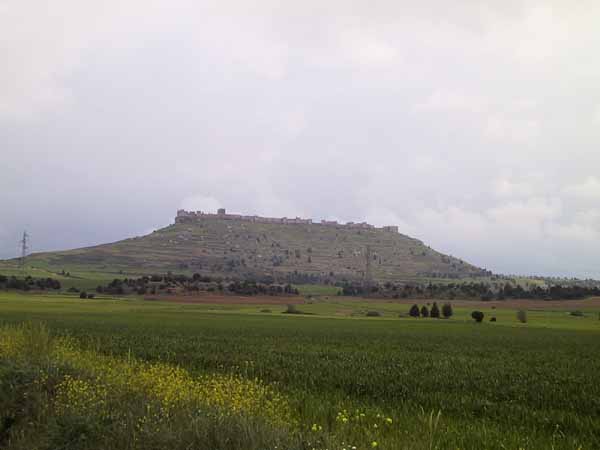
175;208;399;233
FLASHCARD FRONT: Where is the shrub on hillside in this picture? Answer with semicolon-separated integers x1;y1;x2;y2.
79;291;87;299
420;306;429;317
471;311;484;323
366;311;382;317
430;302;440;318
517;310;527;323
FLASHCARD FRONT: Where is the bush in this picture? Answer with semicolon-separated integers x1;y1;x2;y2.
366;311;382;317
282;304;311;315
420;306;429;318
570;311;584;317
409;304;420;318
430;302;440;318
260;309;272;313
517;310;527;323
490;317;497;322
442;303;453;318
471;311;484;323
79;291;87;299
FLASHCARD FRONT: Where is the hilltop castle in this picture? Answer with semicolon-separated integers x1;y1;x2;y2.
175;208;399;233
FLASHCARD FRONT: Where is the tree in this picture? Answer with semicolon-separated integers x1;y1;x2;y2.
471;311;484;322
420;305;429;317
409;304;420;318
79;291;87;299
430;302;440;318
516;309;527;323
442;303;453;318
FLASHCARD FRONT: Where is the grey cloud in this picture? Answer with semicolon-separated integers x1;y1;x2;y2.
1;0;600;277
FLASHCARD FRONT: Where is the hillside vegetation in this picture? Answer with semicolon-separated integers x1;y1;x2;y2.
10;216;487;283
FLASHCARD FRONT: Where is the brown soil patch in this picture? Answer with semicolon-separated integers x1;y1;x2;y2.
143;294;304;305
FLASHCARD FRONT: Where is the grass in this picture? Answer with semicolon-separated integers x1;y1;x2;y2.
1;292;600;449
0;261;125;291
295;283;342;297
0;323;299;450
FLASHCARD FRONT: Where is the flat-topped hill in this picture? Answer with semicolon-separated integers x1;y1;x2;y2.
13;210;488;283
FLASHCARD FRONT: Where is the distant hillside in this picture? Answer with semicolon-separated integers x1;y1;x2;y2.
8;210;489;283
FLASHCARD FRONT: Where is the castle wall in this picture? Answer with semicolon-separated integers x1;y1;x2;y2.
175;209;398;232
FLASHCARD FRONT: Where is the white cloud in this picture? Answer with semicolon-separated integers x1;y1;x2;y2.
415;91;486;114
594;106;600;125
337;30;399;67
180;195;222;213
563;177;600;200
483;116;540;142
546;222;599;242
492;177;538;198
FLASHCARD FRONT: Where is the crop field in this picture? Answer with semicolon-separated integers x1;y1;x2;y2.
1;292;600;449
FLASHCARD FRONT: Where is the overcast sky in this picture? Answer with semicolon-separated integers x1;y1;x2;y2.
2;1;600;278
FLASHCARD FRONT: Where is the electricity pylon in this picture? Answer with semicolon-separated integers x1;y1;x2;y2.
19;231;29;271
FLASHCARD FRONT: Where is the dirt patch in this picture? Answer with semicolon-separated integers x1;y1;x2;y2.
144;294;305;305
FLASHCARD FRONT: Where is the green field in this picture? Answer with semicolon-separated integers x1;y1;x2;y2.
1;292;600;449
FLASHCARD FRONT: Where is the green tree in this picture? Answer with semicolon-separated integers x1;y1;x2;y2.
442;302;453;318
420;305;429;317
409;304;420;318
471;311;484;322
430;302;440;318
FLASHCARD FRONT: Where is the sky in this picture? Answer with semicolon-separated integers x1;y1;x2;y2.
1;1;600;278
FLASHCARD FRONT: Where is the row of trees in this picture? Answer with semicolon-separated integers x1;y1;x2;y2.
0;274;61;291
408;302;453;318
339;280;600;301
93;273;299;297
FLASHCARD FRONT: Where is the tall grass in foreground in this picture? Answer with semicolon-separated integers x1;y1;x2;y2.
0;323;303;450
0;322;594;449
0;323;431;450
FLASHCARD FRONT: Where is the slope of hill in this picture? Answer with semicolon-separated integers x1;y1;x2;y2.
6;211;489;283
